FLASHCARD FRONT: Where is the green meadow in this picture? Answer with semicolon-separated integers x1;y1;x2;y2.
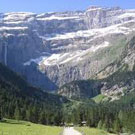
92;94;106;103
0;119;117;135
0;119;63;135
76;127;115;135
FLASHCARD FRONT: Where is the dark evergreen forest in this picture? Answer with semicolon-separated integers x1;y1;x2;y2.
0;63;135;134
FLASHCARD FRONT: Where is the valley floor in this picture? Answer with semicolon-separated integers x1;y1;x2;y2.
0;119;62;135
76;127;115;135
0;119;116;135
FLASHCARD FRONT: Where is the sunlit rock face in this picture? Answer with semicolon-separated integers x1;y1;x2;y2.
0;7;135;91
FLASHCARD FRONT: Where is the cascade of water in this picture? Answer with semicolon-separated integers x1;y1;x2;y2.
3;33;8;66
4;44;7;66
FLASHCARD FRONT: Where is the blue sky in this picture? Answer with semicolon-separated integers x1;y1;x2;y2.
0;0;135;13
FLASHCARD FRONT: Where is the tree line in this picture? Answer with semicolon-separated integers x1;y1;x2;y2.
1;91;135;134
62;92;135;134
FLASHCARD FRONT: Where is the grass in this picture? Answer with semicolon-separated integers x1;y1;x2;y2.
0;119;63;135
93;38;127;62
76;127;115;135
92;94;106;103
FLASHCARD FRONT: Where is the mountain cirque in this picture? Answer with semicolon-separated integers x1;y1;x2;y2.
0;6;135;91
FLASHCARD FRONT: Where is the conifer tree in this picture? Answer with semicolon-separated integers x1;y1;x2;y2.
114;118;121;133
98;120;103;129
39;111;46;125
0;107;2;121
14;107;20;121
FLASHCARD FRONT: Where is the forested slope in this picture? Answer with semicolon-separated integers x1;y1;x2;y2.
0;63;68;125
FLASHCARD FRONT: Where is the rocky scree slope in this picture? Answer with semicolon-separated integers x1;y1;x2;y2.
0;6;135;91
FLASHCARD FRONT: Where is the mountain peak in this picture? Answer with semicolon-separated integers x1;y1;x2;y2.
0;6;135;91
86;6;122;12
86;6;102;11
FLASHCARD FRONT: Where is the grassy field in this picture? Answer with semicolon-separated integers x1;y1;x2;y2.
76;127;115;135
92;94;106;103
0;119;63;135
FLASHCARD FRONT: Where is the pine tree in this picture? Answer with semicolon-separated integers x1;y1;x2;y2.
113;118;121;133
32;106;39;123
86;112;91;127
102;122;107;131
0;107;2;121
26;107;33;122
39;112;46;125
118;110;123;121
72;109;81;125
98;120;103;129
53;111;62;126
14;107;20;121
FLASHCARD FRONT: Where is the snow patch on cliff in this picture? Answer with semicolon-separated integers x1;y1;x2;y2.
90;41;109;52
43;21;135;41
24;41;110;66
37;15;79;21
0;26;28;31
118;12;135;18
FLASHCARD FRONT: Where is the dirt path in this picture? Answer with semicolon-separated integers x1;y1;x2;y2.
63;127;82;135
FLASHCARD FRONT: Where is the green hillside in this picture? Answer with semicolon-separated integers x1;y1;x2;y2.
0;63;68;125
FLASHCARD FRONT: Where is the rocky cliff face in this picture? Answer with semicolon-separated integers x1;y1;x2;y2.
58;80;103;99
0;7;135;91
94;36;135;100
58;36;135;100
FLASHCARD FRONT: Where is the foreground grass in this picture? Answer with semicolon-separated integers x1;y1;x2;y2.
76;127;115;135
0;119;62;135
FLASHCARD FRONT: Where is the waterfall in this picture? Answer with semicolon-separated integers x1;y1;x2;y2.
4;45;7;66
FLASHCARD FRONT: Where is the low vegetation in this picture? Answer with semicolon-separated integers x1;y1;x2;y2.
76;127;113;135
0;119;63;135
92;94;106;103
